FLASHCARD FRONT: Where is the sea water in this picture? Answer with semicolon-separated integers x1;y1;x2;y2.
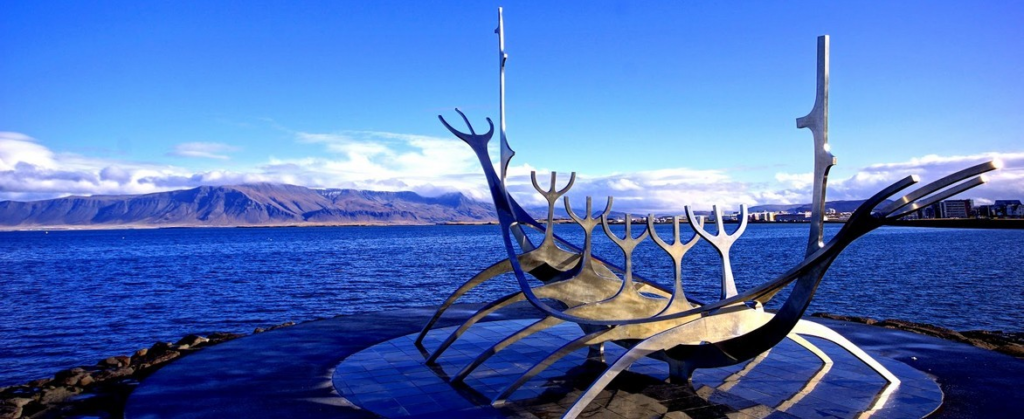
1;224;1021;386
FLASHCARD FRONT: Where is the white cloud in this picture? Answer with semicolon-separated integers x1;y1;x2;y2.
826;152;1024;203
169;142;240;160
2;131;1021;217
0;132;57;170
501;152;1024;214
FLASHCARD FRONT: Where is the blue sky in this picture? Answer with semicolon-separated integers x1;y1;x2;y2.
2;1;1022;212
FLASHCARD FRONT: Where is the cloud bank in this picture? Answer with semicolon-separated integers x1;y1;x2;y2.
2;131;1022;213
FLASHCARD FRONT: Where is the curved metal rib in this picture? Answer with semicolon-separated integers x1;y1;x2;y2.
452;316;564;384
775;346;833;413
426;291;526;364
416;258;512;347
885;175;989;221
878;160;1000;216
562;326;678;418
792;319;899;384
492;328;615;406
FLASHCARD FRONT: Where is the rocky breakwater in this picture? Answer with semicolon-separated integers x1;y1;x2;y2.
812;313;1024;358
0;321;294;419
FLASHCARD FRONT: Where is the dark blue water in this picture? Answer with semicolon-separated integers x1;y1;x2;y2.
1;224;1021;386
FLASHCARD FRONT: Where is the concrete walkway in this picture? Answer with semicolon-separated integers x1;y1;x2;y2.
125;304;1024;418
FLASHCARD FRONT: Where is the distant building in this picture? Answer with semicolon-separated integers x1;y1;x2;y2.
991;200;1023;218
917;204;939;219
749;211;776;222
940;199;972;219
775;212;811;222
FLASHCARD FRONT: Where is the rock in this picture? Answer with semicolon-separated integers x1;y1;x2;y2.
254;321;297;334
965;338;998;351
134;342;179;366
137;351;180;371
268;321;296;331
996;344;1024;358
0;404;22;419
207;332;244;344
175;335;208;347
148;342;174;356
78;375;95;387
134;348;148;358
54;368;89;386
39;386;77;404
101;357;121;367
810;312;878;325
6;398;32;408
27;378;50;388
93;367;135;382
876;319;969;343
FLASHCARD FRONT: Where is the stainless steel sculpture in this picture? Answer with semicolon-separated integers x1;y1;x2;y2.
418;8;1004;418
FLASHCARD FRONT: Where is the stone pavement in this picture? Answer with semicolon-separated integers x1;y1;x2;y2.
125;303;1024;418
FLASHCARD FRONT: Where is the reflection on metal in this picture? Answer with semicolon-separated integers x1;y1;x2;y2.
419;9;1012;419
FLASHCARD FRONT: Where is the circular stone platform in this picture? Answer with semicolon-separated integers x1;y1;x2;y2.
125;304;1024;419
334;319;940;418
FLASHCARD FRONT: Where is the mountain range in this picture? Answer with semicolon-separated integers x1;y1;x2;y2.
0;183;496;229
0;183;878;230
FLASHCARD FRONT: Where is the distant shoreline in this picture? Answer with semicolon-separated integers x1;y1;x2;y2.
0;221;499;232
3;218;1022;232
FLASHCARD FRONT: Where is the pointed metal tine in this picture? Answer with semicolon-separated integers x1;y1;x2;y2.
437;114;467;141
879;160;1000;215
455;108;475;136
557;172;577;195
714;205;725;235
483;117;495;137
684;206;704;233
886;175;988;221
647;213;664;247
855;175;920;219
619;214;649;242
672;215;681;243
564;196;580;223
530;171;542;194
533;171;575;200
600;196;614;218
438;110;494;147
565;195;589;224
735;205;749;237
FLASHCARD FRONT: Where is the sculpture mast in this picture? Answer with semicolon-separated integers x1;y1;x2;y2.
497;7;514;184
796;36;836;257
496;8;535;251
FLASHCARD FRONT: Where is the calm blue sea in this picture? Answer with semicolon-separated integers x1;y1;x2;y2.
1;224;1022;386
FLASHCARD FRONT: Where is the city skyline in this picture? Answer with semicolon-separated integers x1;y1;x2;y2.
2;1;1022;212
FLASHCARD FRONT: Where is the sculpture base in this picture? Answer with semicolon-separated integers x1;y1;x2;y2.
334;319;941;418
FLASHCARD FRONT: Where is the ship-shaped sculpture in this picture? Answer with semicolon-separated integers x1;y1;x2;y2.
417;8;1002;418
